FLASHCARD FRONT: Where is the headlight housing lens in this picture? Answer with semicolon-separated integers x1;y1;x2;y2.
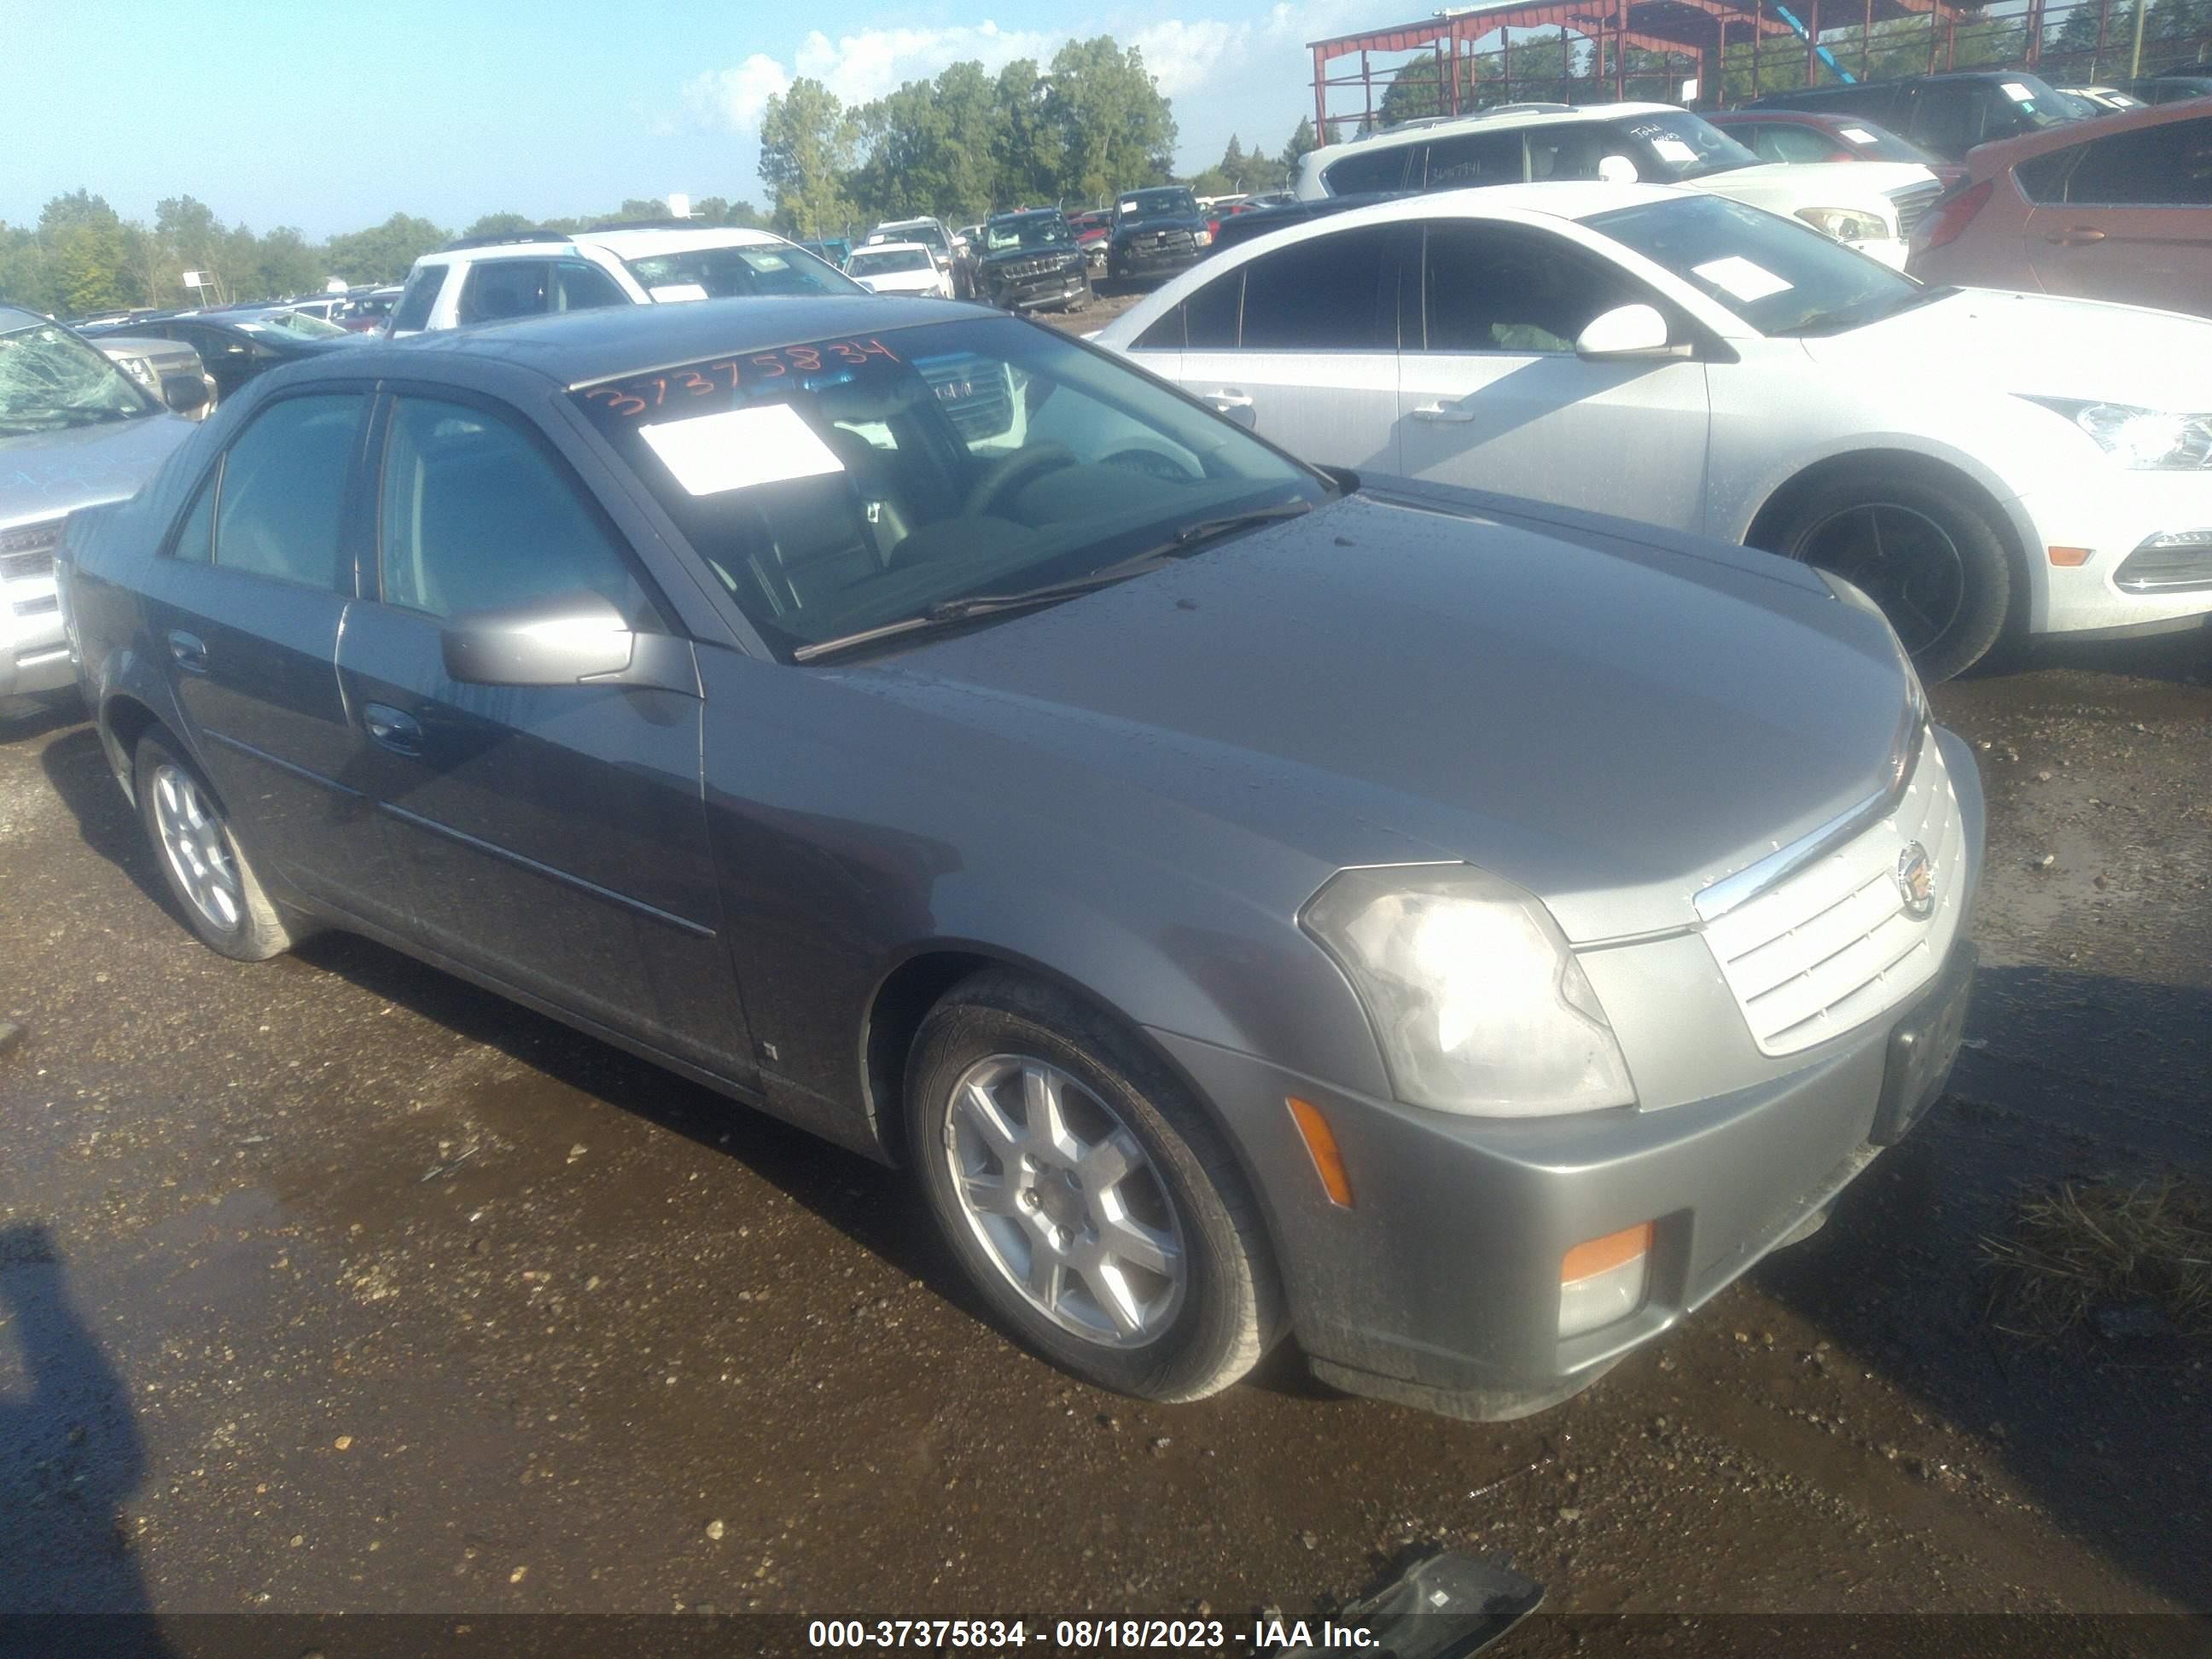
1795;206;1889;242
2020;397;2212;470
1301;865;1636;1117
1194;227;1214;247
114;354;159;393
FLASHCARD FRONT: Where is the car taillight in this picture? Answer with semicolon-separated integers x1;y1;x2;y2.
1919;178;1993;251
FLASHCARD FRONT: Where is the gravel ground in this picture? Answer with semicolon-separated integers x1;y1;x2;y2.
1;619;2207;1642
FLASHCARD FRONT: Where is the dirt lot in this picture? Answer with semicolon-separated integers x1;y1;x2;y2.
2;607;2208;1647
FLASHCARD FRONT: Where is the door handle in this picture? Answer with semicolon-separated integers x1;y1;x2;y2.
166;630;208;672
2045;226;2107;245
1410;400;1478;423
362;702;423;755
1201;389;1254;410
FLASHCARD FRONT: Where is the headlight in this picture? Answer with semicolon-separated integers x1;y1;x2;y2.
1193;228;1214;247
1301;865;1636;1117
2019;396;2212;470
114;354;159;393
1795;206;1890;242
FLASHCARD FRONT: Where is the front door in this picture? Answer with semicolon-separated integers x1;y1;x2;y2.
1396;221;1711;530
133;387;399;918
335;390;751;1075
1173;222;1415;477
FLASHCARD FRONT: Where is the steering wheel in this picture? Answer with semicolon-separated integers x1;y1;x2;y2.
963;443;1077;518
1103;446;1199;483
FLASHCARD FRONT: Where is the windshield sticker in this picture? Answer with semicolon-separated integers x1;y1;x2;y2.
647;282;711;303
639;404;844;497
1692;256;1794;303
2000;82;2036;102
1119;200;1138;213
1650;136;1698;165
1840;125;1879;144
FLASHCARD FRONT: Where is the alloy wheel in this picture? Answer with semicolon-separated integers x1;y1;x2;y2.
149;762;243;933
1796;501;1967;655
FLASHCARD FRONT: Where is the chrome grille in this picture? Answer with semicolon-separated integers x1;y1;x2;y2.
0;516;65;584
1889;178;1943;240
1701;737;1967;1056
0;548;55;585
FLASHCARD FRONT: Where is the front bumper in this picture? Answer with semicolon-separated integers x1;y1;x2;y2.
2011;468;2212;634
1150;725;1984;1422
1110;244;1202;279
988;266;1090;311
1;572;73;701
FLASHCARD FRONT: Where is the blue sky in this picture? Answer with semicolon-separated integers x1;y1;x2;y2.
3;1;1380;238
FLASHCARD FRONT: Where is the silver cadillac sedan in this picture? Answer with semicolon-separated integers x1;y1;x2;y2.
61;296;1981;1419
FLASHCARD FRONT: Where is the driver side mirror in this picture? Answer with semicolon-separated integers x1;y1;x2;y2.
161;375;209;416
439;589;697;696
1574;303;1691;362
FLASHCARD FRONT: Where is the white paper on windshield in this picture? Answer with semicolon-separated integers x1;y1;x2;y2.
1119;199;1138;213
1651;137;1698;165
1841;125;1879;144
640;404;845;497
1693;256;1794;303
2001;82;2035;102
648;282;711;302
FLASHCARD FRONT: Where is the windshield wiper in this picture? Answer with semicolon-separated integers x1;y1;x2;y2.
791;502;1315;664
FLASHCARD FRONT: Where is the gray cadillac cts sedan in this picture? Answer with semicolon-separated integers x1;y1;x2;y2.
61;296;1982;1420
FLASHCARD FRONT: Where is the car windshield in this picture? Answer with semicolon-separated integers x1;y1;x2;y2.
849;248;933;276
1596;112;1759;182
1589;192;1934;336
1999;73;2093;128
1119;188;1199;222
626;244;864;300
0;317;160;434
571;316;1323;660
985;215;1072;251
236;310;350;340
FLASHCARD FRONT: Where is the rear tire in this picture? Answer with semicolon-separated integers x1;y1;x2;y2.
134;731;294;962
906;969;1283;1403
1760;469;2012;683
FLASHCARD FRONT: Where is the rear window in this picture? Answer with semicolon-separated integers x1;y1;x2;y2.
1320;145;1411;195
389;263;446;333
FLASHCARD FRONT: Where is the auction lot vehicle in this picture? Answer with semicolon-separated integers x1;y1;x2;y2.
2;306;191;707
1295;103;1936;267
1705;109;1967;194
2058;85;2148;115
387;225;861;336
89;332;217;421
975;209;1092;312
86;306;366;405
1740;70;2093;163
2121;69;2212;105
339;285;405;333
64;296;1982;1420
1097;183;2212;680
844;242;954;299
1911;102;2212;320
864;218;975;299
1109;186;1213;284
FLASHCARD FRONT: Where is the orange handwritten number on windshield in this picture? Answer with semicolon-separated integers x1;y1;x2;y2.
750;354;786;377
588;387;648;418
785;345;821;371
678;370;713;398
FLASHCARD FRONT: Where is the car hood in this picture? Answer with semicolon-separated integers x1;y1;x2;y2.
1799;287;2212;407
835;486;1915;942
1692;159;1936;215
853;271;940;292
0;411;192;533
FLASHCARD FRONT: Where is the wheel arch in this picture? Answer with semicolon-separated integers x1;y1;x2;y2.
97;691;170;807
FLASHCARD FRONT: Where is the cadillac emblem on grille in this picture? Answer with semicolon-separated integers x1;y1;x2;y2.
1895;841;1936;920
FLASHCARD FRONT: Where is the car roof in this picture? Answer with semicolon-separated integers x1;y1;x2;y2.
342;294;987;389
421;238;577;265
574;225;787;259
1313;101;1682;161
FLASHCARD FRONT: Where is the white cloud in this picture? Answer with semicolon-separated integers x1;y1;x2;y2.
682;53;792;134
1129;20;1246;97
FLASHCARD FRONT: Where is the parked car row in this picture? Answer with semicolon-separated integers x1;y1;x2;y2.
55;289;1986;1428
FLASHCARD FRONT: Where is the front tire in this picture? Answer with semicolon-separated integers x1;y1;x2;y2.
1760;469;2012;682
906;970;1283;1402
135;731;294;961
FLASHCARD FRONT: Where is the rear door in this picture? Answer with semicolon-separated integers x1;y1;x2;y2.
131;387;400;917
1396;220;1711;529
335;387;749;1074
1173;223;1414;474
2023;114;2212;314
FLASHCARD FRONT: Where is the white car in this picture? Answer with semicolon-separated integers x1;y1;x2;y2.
1295;103;1939;269
844;241;954;299
386;224;861;336
1097;183;2212;679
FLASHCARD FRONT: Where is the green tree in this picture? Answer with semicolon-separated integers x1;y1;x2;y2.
156;195;237;302
992;60;1065;209
690;196;769;227
1045;37;1177;201
850;61;1006;222
1280;117;1318;174
759;78;858;237
0;224;55;312
324;213;448;285
252;227;325;299
462;211;539;238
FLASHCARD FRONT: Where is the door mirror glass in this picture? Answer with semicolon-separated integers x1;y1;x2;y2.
440;588;692;692
1575;303;1677;359
163;375;209;415
1597;154;1642;185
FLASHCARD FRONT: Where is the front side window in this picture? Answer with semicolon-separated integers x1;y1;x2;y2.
457;259;550;325
389;263;446;332
212;393;364;589
378;397;658;625
570;317;1322;657
1589;193;1924;336
0;317;159;435
1422;224;1639;354
555;260;630;311
2064;117;2212;205
1239;226;1406;350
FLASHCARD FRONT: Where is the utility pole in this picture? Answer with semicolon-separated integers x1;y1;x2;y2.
2129;0;2149;78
